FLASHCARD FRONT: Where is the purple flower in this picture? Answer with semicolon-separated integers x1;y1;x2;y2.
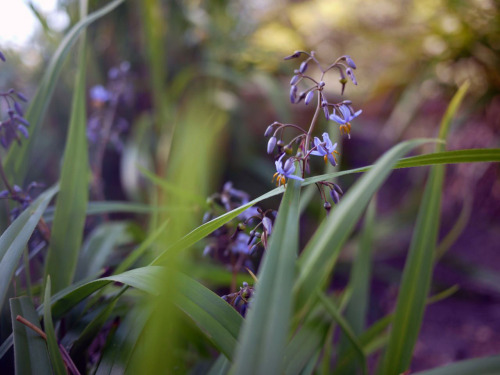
330;105;362;125
311;132;338;166
305;90;315;105
272;154;303;186
89;85;110;103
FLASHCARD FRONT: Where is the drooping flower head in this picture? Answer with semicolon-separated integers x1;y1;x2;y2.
272;154;304;187
329;104;362;138
311;132;339;166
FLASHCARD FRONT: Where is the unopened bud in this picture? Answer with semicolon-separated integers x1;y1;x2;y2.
0;51;6;62
290;85;297;104
299;61;308;74
290;75;300;85
333;184;344;196
330;189;340;204
262;217;273;235
267;136;277;154
305;91;314;105
344;55;357;69
319;81;326;88
324;202;332;212
264;124;274;137
284;51;301;60
16;92;28;102
346;68;357;85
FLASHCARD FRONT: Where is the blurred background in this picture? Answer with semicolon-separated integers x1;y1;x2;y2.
1;0;499;372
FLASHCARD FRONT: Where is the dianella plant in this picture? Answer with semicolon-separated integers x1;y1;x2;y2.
0;1;499;375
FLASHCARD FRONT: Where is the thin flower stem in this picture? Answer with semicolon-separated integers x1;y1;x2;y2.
303;94;322;177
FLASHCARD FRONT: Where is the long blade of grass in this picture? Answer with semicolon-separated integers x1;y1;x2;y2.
174;272;243;360
284;316;330;375
294;139;437;316
317;292;367;374
3;0;125;185
0;185;58;311
381;82;469;374
338;198;376;372
43;0;90;294
411;355;500;375
230;178;301;375
43;277;66;375
10;297;52;375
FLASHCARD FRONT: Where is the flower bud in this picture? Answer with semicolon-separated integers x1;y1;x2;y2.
333;184;344;196
319;81;326;88
290;75;300;85
16;92;28;102
17;125;29;139
346;68;357;85
264;124;274;137
284;146;293;155
14;102;24;116
324;202;332;212
344;55;357;69
14;115;29;127
262;217;273;235
323;106;330;119
284;51;301;60
330;189;340;204
0;51;5;62
290;85;297;104
267;136;277;154
305;90;314;105
299;61;308;73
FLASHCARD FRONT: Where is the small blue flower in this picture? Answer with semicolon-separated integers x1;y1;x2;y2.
90;85;110;103
311;132;338;166
329;105;362;138
272;154;303;186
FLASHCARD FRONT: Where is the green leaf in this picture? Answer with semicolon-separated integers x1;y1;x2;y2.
381;82;469;375
0;185;58;312
208;355;231;375
43;1;90;294
51;266;161;318
43;277;66;375
412;355;500;375
230;178;301;375
174;272;243;360
10;297;52;375
75;222;131;281
284;316;329;375
3;0;126;185
150;147;498;266
94;305;151;375
317;292;367;375
338;198;376;372
294;139;437;316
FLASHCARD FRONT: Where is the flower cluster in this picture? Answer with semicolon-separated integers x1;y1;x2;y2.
265;51;362;209
221;281;254;316
203;182;274;295
0;53;30;150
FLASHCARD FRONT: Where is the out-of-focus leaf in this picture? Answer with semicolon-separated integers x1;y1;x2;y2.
174;272;243;360
412;355;500;375
338;198;376;372
284;316;329;375
317;292;367;374
94;306;151;375
10;297;52;375
381;82;469;375
294;139;436;317
75;222;131;281
230;177;301;375
3;0;125;185
0;185;58;312
43;0;90;294
43;278;66;375
43;201;172;222
208;355;231;375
